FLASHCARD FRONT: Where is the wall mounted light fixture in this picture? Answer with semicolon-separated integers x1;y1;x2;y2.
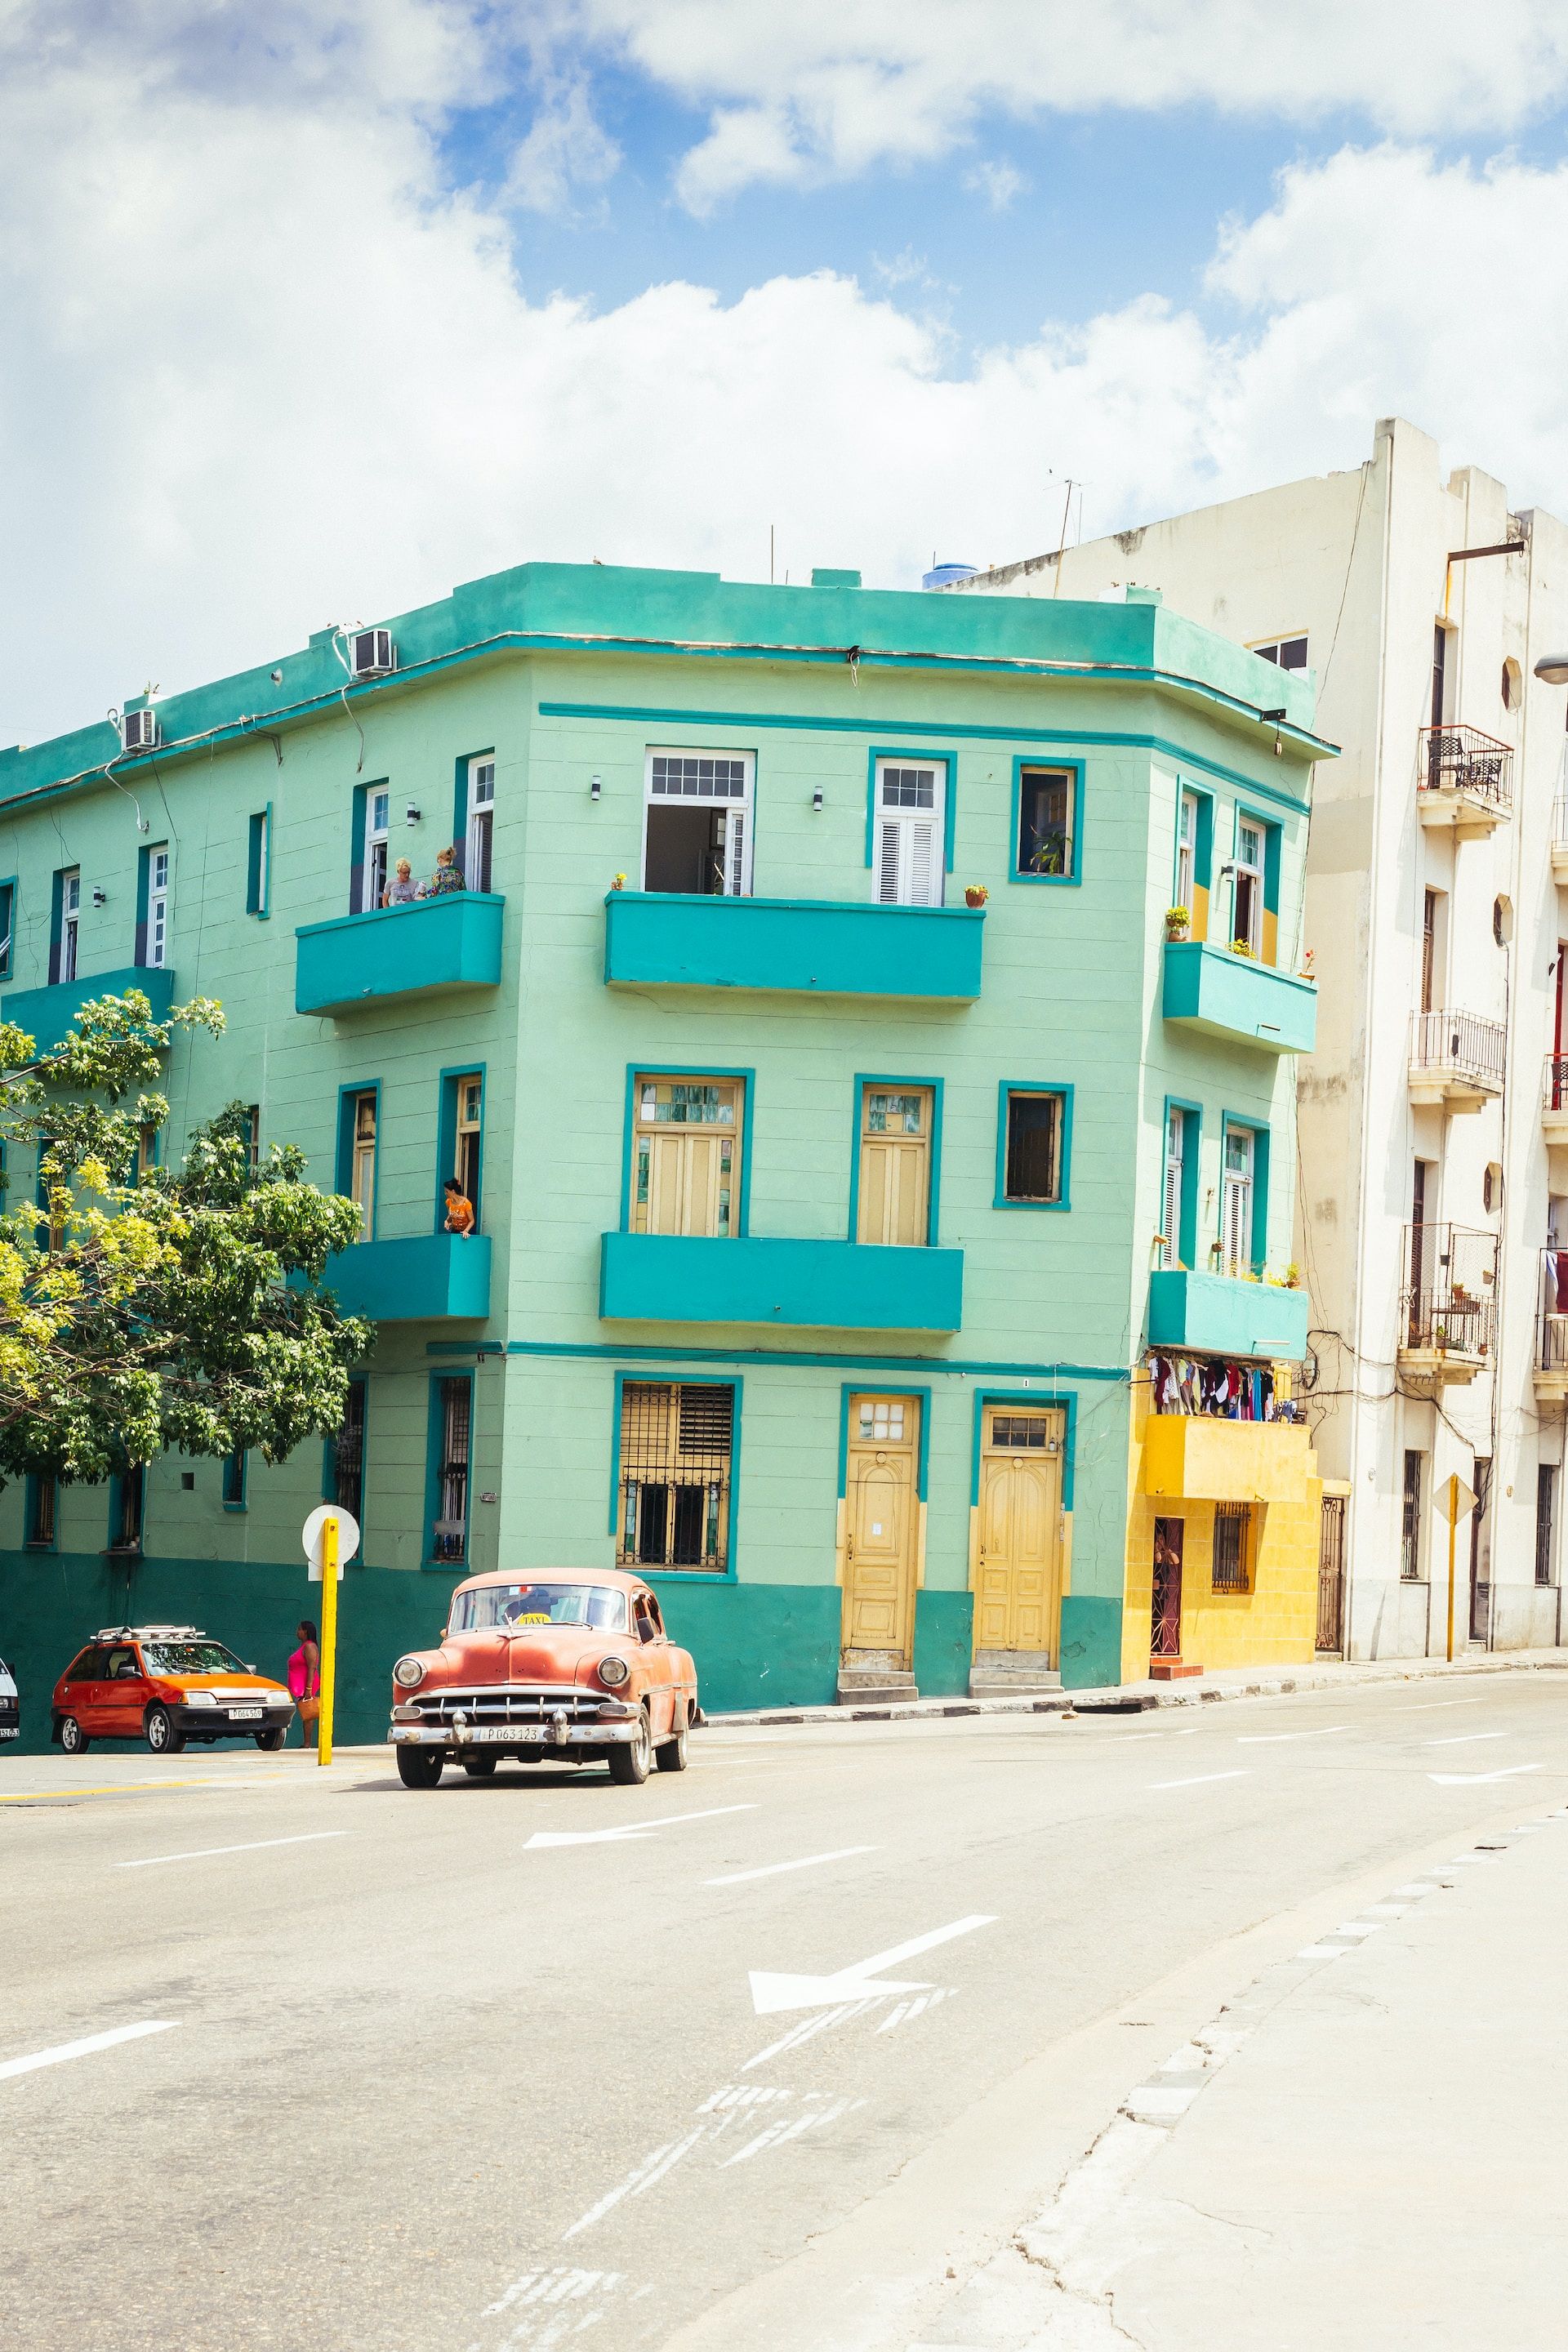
91;887;107;907
590;773;603;800
812;786;824;813
405;803;421;826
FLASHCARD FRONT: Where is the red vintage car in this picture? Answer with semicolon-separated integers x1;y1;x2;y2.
388;1569;700;1790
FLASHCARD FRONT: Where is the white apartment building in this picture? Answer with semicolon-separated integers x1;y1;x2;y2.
950;418;1568;1660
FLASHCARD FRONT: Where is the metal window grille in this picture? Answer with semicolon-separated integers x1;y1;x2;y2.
432;1379;470;1564
27;1477;56;1547
618;1381;733;1574
112;1468;145;1553
1211;1503;1250;1594
1316;1494;1346;1651
332;1379;367;1523
1535;1465;1557;1589
1417;724;1512;810
1400;1222;1498;1359
1537;1248;1568;1376
1401;1450;1423;1582
650;755;748;799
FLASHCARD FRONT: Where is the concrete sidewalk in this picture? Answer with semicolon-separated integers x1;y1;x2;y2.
906;1801;1568;2350
707;1646;1568;1731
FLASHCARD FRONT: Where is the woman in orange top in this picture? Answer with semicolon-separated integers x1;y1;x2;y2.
443;1177;475;1236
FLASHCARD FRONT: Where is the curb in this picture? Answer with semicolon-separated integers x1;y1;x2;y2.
700;1649;1568;1732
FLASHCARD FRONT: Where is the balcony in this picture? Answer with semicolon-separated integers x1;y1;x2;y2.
599;1232;964;1332
323;1232;492;1321
1408;1009;1505;1111
1536;1250;1568;1401
1146;1270;1309;1362
1397;1222;1495;1391
295;893;505;1018
1160;941;1316;1055
1552;796;1568;884
1417;725;1512;840
2;965;176;1058
1543;1058;1568;1146
603;890;985;1001
1143;1415;1316;1506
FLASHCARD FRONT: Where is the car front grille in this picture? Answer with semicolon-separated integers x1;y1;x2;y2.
405;1686;606;1728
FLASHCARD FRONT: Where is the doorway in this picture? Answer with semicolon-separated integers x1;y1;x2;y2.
975;1405;1064;1661
1152;1517;1184;1659
842;1395;920;1663
857;1086;933;1246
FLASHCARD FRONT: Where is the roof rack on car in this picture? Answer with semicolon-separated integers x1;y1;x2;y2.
91;1624;206;1642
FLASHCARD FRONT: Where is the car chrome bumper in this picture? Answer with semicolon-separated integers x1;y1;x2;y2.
388;1722;642;1748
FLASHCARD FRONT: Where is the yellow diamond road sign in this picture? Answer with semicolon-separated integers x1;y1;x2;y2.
1437;1476;1477;1526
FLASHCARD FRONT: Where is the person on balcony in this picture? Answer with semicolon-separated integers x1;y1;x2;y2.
443;1176;475;1237
422;846;466;897
382;858;419;906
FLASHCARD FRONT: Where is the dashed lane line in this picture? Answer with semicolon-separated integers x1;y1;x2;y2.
1;2022;178;2082
706;1846;877;1886
115;1831;349;1869
1151;1771;1250;1790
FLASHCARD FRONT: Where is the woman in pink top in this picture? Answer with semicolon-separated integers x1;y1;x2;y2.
287;1619;321;1748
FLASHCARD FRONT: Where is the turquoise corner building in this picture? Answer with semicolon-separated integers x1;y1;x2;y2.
0;564;1330;1745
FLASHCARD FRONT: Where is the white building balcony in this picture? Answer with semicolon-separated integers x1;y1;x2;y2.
1416;724;1512;840
1397;1221;1497;1392
1552;795;1568;884
1535;1249;1568;1402
1543;1058;1568;1146
1408;1010;1506;1111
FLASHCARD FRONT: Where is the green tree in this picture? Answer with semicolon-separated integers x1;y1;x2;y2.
0;987;370;1482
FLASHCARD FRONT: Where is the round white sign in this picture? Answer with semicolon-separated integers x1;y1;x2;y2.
302;1503;360;1579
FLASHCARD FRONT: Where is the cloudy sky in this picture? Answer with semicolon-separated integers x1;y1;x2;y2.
7;1;1568;745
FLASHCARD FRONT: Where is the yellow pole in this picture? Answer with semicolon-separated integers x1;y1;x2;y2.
318;1512;338;1767
1446;1474;1459;1664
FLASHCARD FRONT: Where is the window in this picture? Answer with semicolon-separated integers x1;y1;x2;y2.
454;1075;481;1214
1175;792;1199;919
340;1089;377;1236
52;867;80;985
465;755;495;892
1001;1090;1065;1205
144;846;170;969
1162;1106;1187;1267
1252;636;1308;671
109;1466;145;1554
222;1451;247;1509
1232;822;1263;956
873;759;944;906
243;1105;261;1173
136;1122;158;1180
359;786;390;913
858;1085;933;1246
1401;1450;1424;1581
329;1377;367;1533
617;1380;734;1573
1221;1126;1254;1276
0;879;14;981
632;1075;741;1238
431;1377;471;1563
1014;765;1076;880
1211;1502;1251;1593
1502;658;1522;712
1432;623;1452;727
1421;889;1440;1013
247;809;271;917
642;747;752;896
24;1474;56;1549
1536;1464;1557;1588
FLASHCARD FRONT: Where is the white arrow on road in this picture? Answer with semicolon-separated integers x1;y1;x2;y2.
524;1804;756;1850
1428;1764;1545;1787
748;1913;997;2016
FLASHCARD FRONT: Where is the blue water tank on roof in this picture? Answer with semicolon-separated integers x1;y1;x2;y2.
922;562;979;590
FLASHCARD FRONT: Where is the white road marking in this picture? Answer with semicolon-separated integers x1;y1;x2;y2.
748;1913;997;2017
116;1831;347;1869
1332;1922;1382;1939
720;2095;863;2166
1430;1765;1545;1786
742;1998;882;2072
1236;1726;1348;1744
1150;1771;1249;1790
1425;1732;1506;1747
524;1804;757;1851
0;2021;178;2082
479;2264;624;2322
1385;1695;1488;1713
1296;1944;1346;1959
561;2126;709;2238
705;1845;876;1886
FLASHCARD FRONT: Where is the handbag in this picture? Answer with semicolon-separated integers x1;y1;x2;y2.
299;1695;321;1724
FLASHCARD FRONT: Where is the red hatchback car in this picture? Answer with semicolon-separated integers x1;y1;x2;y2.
389;1568;700;1788
52;1626;296;1754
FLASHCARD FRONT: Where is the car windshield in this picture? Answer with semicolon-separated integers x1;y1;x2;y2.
452;1584;629;1633
140;1641;245;1676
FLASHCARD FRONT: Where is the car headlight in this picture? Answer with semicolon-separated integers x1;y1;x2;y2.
597;1655;630;1688
393;1657;425;1688
268;1692;294;1706
183;1690;218;1708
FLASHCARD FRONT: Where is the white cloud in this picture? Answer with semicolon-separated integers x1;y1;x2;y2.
6;12;1568;748
964;158;1027;212
502;76;621;213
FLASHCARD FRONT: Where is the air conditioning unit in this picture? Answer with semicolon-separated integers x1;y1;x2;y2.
122;708;159;753
349;627;395;680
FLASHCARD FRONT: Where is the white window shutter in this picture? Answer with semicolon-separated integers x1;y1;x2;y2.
725;808;745;895
1163;1135;1182;1263
877;820;902;903
908;821;936;905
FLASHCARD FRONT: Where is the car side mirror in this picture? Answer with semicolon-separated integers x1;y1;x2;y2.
246;1663;256;1672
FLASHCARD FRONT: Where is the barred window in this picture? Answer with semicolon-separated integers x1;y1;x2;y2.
1212;1502;1251;1593
331;1377;367;1529
650;755;749;799
618;1381;733;1573
432;1379;470;1564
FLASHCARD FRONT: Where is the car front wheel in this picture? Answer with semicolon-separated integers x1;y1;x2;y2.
655;1718;688;1773
255;1727;287;1751
608;1707;652;1786
397;1747;444;1789
58;1714;89;1756
145;1705;185;1755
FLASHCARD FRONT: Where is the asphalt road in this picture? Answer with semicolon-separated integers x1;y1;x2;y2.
3;1671;1566;2352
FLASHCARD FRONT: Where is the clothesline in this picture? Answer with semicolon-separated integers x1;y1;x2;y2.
1147;1352;1303;1423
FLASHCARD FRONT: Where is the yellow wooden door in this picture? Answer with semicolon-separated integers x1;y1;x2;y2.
842;1395;920;1659
975;1407;1063;1655
634;1076;740;1236
857;1088;932;1246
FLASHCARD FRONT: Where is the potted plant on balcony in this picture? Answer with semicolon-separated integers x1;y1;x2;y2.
1164;905;1191;942
610;872;627;891
1229;937;1255;959
964;883;989;908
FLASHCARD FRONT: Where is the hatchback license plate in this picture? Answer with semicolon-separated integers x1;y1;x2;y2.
470;1725;547;1743
227;1707;264;1722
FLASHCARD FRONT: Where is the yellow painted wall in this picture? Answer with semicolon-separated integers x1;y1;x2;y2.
1122;1370;1321;1681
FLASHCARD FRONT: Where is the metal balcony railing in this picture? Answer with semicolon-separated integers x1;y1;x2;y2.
1545;1056;1568;1112
1399;1221;1497;1358
1418;724;1513;810
1538;1248;1568;1373
1555;795;1568;853
1410;1009;1507;1091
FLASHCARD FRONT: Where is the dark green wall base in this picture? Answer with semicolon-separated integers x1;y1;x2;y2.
647;1575;840;1712
1058;1594;1123;1690
912;1588;975;1697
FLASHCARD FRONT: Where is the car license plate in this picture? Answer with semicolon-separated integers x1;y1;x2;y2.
471;1725;546;1743
227;1707;264;1722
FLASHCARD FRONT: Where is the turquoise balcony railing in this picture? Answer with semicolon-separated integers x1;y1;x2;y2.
295;893;505;1018
604;891;984;1000
1147;1269;1309;1361
2;966;176;1057
324;1233;492;1321
1162;942;1316;1054
600;1232;964;1332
